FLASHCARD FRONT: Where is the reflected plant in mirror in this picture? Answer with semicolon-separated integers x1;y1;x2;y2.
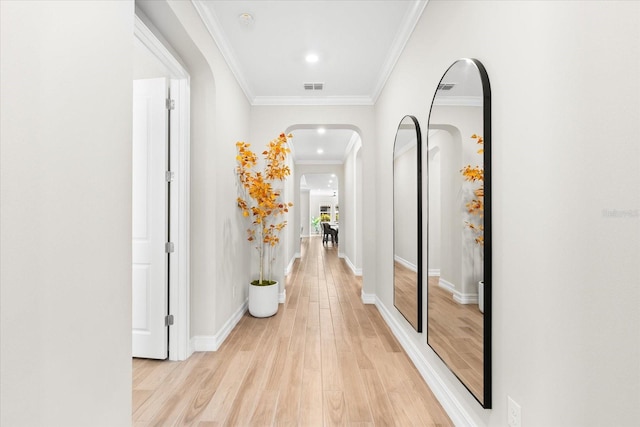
426;58;491;407
393;115;422;332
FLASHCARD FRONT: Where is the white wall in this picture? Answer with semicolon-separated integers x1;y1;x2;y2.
251;106;376;295
343;137;363;274
300;189;311;238
375;1;640;426
0;1;134;425
429;105;483;296
394;145;418;267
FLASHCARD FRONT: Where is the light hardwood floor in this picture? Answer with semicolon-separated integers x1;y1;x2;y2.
393;261;419;330
133;237;453;426
427;277;483;401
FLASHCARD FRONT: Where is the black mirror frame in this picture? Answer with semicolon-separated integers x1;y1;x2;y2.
392;115;423;332
426;58;492;408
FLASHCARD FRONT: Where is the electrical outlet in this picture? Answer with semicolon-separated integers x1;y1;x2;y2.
507;396;522;427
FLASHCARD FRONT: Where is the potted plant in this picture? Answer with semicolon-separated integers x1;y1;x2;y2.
311;216;321;234
236;133;293;317
461;133;485;312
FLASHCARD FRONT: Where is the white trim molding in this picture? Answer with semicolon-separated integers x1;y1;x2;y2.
361;291;376;305
375;298;477;427
394;254;417;272
191;0;255;101
440;278;478;305
134;15;188;79
285;256;296;276
135;14;191;362
371;0;428;103
191;0;426;107
252;96;374;106
453;291;479;305
279;289;287;304
191;301;247;352
344;255;363;276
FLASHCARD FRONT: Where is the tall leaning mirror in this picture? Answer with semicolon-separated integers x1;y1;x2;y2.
426;58;492;407
393;115;422;332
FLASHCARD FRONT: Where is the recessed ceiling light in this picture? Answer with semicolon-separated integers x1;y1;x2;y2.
317;127;326;134
305;53;319;63
238;13;254;25
317;148;324;154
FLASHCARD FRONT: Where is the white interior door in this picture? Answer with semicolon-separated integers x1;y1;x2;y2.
132;78;169;359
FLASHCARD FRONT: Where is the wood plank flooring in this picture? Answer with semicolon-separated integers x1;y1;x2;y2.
133;237;453;426
393;261;419;330
427;277;483;401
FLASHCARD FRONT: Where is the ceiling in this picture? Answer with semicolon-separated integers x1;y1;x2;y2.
301;173;339;195
288;127;358;164
291;127;357;195
190;0;427;186
192;0;427;106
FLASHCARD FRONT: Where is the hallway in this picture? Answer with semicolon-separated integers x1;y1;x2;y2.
132;237;452;426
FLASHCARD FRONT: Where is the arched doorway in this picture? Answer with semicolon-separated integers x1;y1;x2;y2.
285;125;363;277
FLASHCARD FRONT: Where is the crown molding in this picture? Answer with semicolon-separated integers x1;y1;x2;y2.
191;0;255;102
295;160;344;166
252;96;374;106
372;0;429;103
192;0;426;106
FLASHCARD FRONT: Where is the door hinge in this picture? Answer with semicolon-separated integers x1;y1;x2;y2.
165;242;175;253
165;171;175;182
166;98;175;110
165;314;174;326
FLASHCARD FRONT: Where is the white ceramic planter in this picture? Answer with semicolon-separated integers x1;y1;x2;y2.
248;281;279;318
478;280;484;313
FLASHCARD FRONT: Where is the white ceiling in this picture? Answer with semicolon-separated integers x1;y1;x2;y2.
191;0;426;187
291;127;355;195
193;0;427;106
288;127;358;164
301;173;339;195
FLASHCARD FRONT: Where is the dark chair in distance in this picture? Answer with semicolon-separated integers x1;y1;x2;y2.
322;222;338;246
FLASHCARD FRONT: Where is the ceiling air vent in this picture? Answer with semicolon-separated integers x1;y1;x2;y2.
438;83;455;91
304;82;324;91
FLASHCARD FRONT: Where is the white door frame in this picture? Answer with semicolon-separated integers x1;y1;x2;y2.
135;15;191;361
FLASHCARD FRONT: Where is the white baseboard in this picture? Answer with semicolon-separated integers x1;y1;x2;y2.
190;300;247;352
361;290;376;304
285;255;296;275
453;291;478;305
344;255;363;276
190;335;217;352
429;268;441;277
394;254;417;272
279;289;286;304
374;298;476;427
440;278;478;305
439;278;455;293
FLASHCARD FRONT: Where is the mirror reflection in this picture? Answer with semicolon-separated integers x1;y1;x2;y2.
393;115;422;331
426;59;491;407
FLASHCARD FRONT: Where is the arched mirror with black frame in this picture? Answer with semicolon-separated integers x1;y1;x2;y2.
393;115;422;332
426;58;492;408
